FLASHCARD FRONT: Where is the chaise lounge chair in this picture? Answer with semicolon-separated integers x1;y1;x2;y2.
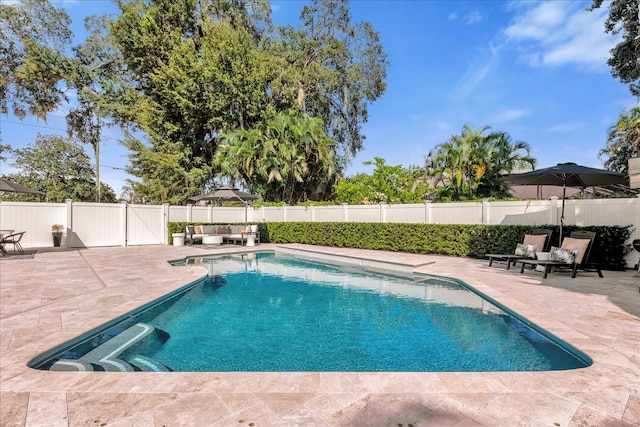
518;230;602;279
486;229;553;270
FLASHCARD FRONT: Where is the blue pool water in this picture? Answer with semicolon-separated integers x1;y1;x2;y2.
29;251;591;372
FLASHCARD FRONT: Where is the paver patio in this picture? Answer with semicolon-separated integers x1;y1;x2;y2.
1;244;638;426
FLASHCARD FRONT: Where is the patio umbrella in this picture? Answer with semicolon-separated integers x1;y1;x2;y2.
0;178;44;195
501;162;628;244
188;186;259;222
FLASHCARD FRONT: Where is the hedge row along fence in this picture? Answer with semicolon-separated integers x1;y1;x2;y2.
168;222;634;271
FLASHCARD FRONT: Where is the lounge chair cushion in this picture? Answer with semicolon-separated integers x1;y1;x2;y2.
549;246;578;264
514;243;537;258
561;237;591;264
523;234;548;251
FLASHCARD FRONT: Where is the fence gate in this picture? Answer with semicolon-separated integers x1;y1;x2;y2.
126;204;166;246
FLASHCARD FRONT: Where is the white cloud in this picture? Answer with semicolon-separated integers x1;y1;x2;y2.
491;108;529;122
463;10;484;25
544;122;586;133
448;12;458;21
502;1;616;70
449;43;499;99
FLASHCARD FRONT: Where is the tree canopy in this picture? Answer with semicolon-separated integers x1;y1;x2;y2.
1;134;117;202
91;0;388;203
334;157;431;204
590;0;640;96
425;125;535;201
0;0;73;119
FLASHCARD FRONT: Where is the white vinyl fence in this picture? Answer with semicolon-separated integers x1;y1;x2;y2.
1;197;638;267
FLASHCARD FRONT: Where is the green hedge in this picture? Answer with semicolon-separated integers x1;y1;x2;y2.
168;222;634;270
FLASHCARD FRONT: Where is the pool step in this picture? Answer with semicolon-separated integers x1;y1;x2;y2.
50;323;171;372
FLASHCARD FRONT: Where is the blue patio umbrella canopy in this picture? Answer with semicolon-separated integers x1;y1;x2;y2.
501;162;628;244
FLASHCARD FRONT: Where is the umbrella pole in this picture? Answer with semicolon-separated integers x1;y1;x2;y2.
559;182;566;245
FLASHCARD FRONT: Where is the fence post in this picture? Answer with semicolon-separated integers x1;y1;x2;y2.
342;203;348;222
208;205;213;223
121;201;128;247
163;203;170;245
380;203;387;223
187;204;193;222
424;201;432;224
65;199;73;248
482;199;489;225
549;196;558;226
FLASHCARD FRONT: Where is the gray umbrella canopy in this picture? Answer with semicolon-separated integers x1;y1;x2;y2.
189;186;259;222
188;186;258;203
501;162;629;243
0;178;45;195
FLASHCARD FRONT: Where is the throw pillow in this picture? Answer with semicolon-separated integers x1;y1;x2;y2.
217;226;231;234
514;243;537;258
194;225;202;234
549;246;577;264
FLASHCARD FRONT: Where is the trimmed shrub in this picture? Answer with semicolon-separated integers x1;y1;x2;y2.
167;222;634;270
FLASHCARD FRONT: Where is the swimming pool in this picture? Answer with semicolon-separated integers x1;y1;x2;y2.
29;251;591;372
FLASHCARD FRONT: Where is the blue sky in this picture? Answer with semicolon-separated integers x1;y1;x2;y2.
1;0;637;196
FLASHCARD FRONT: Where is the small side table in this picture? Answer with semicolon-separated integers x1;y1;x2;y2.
245;233;256;247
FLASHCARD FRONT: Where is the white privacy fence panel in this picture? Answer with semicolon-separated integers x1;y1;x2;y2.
260;207;286;223
573;198;639;227
284;207;314;222
71;202;125;247
344;205;380;222
429;202;484;224
385;204;426;223
312;206;344;222
489;201;553;225
191;206;211;222
0;202;67;247
127;204;165;245
212;207;246;223
167;205;189;222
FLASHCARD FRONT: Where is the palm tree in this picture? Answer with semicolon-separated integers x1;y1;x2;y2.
483;131;535;197
425;125;535;200
599;107;640;174
215;108;341;203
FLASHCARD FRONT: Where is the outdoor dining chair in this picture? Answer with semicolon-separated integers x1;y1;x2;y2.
0;231;26;255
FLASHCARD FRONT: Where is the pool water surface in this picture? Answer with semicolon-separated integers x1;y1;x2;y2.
29;251;591;372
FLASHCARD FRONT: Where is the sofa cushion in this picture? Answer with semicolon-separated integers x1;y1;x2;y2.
201;225;217;234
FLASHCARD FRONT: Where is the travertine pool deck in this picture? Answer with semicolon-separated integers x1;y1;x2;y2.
1;244;638;426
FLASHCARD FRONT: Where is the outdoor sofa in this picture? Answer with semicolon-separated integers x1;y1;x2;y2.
185;225;259;245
